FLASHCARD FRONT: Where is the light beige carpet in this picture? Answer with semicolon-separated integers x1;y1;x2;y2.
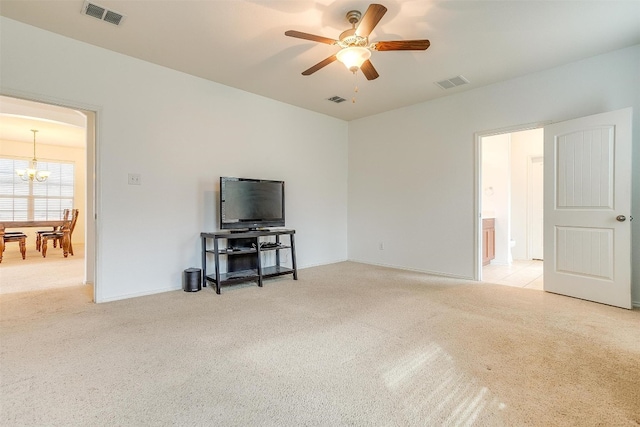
0;243;85;294
1;262;638;426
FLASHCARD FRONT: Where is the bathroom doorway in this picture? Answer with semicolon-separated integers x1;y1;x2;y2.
478;127;544;288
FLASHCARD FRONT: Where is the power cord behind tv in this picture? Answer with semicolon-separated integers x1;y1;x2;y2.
260;242;280;249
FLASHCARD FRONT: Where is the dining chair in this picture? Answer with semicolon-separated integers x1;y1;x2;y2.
36;208;70;251
41;209;79;258
3;232;27;260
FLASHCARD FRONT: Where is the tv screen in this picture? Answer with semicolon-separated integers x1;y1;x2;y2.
220;177;285;230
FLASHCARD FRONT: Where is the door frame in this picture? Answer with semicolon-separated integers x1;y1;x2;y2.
473;121;549;281
2;89;100;302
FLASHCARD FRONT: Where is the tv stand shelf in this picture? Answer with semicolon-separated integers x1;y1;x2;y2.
200;229;297;294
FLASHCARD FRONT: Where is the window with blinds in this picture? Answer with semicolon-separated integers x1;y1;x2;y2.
0;158;75;221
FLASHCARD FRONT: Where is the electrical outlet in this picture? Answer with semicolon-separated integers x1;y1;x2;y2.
379;242;384;250
128;173;141;185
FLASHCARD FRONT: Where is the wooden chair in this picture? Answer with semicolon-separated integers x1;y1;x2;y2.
36;208;70;251
3;233;27;260
41;209;79;258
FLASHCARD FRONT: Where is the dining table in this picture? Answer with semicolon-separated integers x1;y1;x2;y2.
0;220;70;262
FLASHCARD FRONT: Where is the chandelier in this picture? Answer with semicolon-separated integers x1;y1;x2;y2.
16;129;50;182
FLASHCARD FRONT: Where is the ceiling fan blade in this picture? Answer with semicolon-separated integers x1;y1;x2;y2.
372;40;431;51
302;55;338;75
285;30;337;45
355;4;387;37
360;60;379;80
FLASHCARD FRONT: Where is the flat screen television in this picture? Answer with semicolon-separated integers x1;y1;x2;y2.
220;177;285;230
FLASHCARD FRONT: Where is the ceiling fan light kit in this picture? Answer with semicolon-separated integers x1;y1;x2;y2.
336;46;371;73
285;3;430;83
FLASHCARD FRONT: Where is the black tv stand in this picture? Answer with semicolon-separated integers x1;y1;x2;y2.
200;229;297;294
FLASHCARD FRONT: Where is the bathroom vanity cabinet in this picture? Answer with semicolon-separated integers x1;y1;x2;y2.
482;218;496;266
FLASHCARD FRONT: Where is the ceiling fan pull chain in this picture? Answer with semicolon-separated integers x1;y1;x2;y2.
352;71;359;103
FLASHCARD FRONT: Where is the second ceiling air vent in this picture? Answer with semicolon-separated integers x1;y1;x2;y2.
82;1;125;26
327;96;347;104
435;75;469;90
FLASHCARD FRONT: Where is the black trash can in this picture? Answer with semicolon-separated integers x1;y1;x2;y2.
183;268;202;292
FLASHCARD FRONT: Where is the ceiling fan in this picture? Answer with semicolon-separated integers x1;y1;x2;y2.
285;3;430;80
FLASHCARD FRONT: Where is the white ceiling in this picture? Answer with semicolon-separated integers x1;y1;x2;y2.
0;95;87;148
1;0;639;123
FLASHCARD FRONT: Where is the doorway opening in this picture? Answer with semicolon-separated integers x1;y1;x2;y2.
0;95;96;300
476;126;544;289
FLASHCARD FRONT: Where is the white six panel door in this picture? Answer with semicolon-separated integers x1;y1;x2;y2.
543;108;632;309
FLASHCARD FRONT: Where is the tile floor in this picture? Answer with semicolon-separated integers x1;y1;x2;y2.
482;259;543;290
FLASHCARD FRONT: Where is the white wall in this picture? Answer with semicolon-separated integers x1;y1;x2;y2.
348;45;640;304
0;17;349;302
482;133;510;265
510;129;544;261
0;139;86;246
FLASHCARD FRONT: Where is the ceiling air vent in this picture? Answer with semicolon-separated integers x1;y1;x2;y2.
327;96;347;104
82;1;125;26
435;75;469;90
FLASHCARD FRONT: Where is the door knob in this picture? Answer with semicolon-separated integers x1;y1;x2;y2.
616;215;626;222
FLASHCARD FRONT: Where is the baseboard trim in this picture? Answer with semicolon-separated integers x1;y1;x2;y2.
633;300;640;309
298;258;349;270
95;260;351;303
96;286;181;303
347;259;474;281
